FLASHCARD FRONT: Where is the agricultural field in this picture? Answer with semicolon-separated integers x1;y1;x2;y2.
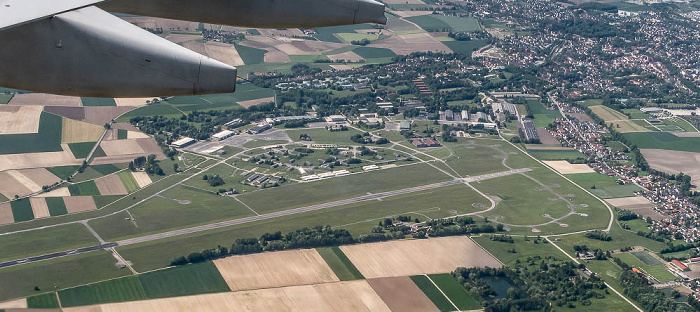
117;171;140;193
81;97;117;107
367;276;439;312
233;43;266;65
526;100;562;128
68;142;105;159
625;132;700;153
527;149;587;161
410;275;455;312
614;252;676;283
428;273;481;311
565;172;643;199
316;247;364;281
472;236;563;266
442;39;488;56
407;15;480;32
68;180;101;196
640;148;700;183
0;112;62;155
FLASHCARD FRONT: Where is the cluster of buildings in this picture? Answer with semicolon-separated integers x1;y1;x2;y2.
274;74;372;91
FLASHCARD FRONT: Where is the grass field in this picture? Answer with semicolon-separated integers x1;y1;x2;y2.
0;93;13;104
68;180;101;196
632;250;663;266
0;223;97;263
527;149;587;161
0;251;130;302
437;143;514;176
317;247;364;281
81;97;117;107
335;33;380;43
138;262;230;299
589;105;628;121
555;219;668;256
472;236;563;266
234;43;265;65
621;109;649;119
410;275;454;311
10;199;34;222
286;127;364;145
312;24;374;43
93;195;124;209
118;171;140;193
68;142;105;159
163;83;273;113
442;40;488;56
0;112;62;155
117;129;128;139
45;197;68;216
353;47;396;59
47;166;80;180
58;276;147;307
26;293;59;308
526;100;562;128
428;273;481;311
624;132;700;153
115;104;183;122
565;172;642;199
241;139;288;148
614;252;676;283
407;15;480;32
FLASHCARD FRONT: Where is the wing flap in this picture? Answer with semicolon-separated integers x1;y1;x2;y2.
0;0;109;31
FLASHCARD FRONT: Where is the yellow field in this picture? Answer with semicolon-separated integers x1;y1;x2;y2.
213;249;339;291
131;172;152;189
114;98;151;107
62;118;104;144
612;120;650;133
29;197;50;219
0;202;13;225
589;105;628;121
100;140;144;156
543;161;595;174
64;280;390;312
340;236;502;278
0;106;43;134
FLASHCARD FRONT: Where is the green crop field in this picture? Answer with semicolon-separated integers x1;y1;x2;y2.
528;149;586;161
93;195;125;209
68;142;105;159
92;164;123;175
565;172;643;199
115;103;183;122
46;197;68;216
335;33;379;43
317;247;364;281
71;165;124;183
0;223;97;264
0;251;131;302
89;185;254;241
48;165;80;180
10;199;34;222
163;83;273;113
410;275;454;311
138;262;230;299
118;171;140;193
58;276;147;307
526;100;562;127
428;273;481;311
313;24;374;43
624;132;700;152
632;250;663;266
234;43;266;65
81;97;117;107
472;236;564;266
68;180;101;196
438;144;512;176
0;93;13;104
0;112;62;155
117;129;128;139
407;15;480;32
353;47;396;59
237;163;451;214
26;293;59;308
614;252;676;283
442;40;488;56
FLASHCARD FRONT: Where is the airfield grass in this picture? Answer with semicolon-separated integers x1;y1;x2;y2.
118;171;140;193
472;236;564;267
442;40;488;56
68;142;105;159
0;223;97;263
92;195;124;209
614;252;676;283
0;112;62;155
234;43;266;65
46;197;68;216
68;180;101;196
165;84;273;113
556;219;668;256
580;260;641;312
565;172;643;199
115;103;183;122
289;55;330;63
0;251;130;302
439;144;510;176
237;163;451;214
58;276;147;307
241;139;289;149
316;247;364;281
410;275;454;312
89;185;254;241
478;174;571;226
187;163;256;194
10;199;34;222
81;97;117;107
526;100;562;128
138;262;230;299
353;47;396;59
428;273;481;311
286;127;365;145
624;132;700;153
26;293;59;308
527;149;587;161
117;183;486;272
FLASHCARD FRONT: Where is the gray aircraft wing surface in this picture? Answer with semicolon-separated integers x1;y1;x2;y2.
0;0;385;97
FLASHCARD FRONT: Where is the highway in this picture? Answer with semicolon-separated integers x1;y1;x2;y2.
0;168;529;269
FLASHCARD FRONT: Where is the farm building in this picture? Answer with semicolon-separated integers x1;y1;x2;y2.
461;110;470;121
212;130;235;141
171;137;195;148
411;138;441;148
672;260;690;271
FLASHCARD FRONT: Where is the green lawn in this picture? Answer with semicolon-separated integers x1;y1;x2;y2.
68;142;105;159
45;197;68;216
68;180;101;196
631;250;663;266
58;276;147;307
26;293;59;308
0;251;131;302
428;273;481;311
92;164;123;175
0;223;98;264
286;127;365;145
410;275;454;312
10;199;34;222
555;220;668;256
316;247;364;281
234;43;266;65
472;236;563;266
526;100;562;128
118;171;140;193
0;112;62;155
614;252;676;283
138;262;230;299
565;172;643;199
624;132;700;152
81;97;117;107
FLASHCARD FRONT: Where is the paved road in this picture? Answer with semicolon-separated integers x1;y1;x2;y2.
0;168;529;269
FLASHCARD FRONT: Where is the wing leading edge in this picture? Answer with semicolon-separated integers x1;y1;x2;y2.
0;0;109;31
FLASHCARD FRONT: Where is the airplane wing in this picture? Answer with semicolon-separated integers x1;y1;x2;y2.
0;0;109;31
0;5;236;97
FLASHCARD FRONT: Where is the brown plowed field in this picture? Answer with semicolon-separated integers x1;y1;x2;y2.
0;202;14;225
95;174;128;195
63;196;97;214
9;94;81;106
29;197;50;219
368;277;439;312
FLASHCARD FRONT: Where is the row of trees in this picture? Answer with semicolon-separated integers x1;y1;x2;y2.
619;270;695;311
